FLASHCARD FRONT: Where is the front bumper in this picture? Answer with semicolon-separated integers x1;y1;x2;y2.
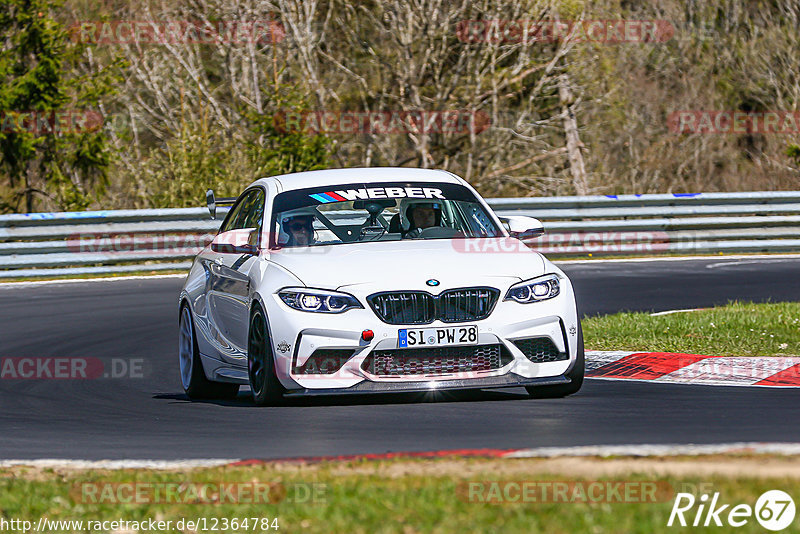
262;276;581;392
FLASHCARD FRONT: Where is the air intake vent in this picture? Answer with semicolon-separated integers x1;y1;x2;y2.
512;337;567;363
362;344;512;377
293;348;355;375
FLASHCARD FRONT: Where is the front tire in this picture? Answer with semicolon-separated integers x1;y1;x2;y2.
248;304;285;406
179;305;240;399
526;321;585;399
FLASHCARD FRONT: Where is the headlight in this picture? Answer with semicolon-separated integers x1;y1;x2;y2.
278;288;363;313
504;274;560;303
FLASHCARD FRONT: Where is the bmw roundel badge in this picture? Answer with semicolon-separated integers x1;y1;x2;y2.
426;279;440;287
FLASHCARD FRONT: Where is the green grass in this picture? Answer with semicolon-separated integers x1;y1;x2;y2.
2;460;799;533
583;301;800;357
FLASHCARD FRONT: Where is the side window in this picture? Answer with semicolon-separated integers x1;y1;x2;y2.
242;190;266;230
220;193;250;234
452;203;496;237
220;189;265;233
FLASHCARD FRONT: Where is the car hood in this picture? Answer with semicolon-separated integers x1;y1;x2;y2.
265;238;546;292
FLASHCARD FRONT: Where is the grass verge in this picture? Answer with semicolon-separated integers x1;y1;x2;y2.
2;456;799;533
583;301;800;357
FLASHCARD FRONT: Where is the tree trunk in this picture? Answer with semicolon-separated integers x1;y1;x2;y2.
559;74;588;195
25;160;35;213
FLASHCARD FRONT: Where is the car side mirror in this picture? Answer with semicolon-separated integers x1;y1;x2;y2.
206;189;237;220
499;216;545;240
206;190;216;219
211;228;259;255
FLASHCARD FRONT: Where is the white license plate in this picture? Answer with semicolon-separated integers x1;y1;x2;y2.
398;325;478;348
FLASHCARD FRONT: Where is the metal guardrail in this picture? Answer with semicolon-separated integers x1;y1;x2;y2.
495;191;800;257
1;191;799;278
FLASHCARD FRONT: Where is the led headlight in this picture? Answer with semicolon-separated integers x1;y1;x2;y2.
278;288;363;313
504;274;560;303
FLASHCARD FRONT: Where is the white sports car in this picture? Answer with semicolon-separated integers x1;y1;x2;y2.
179;168;583;404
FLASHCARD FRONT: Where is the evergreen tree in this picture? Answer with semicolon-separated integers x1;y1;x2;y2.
0;0;121;213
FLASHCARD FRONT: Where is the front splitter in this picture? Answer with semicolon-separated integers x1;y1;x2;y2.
283;373;570;397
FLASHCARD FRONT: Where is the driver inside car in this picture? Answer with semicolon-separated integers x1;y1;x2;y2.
281;214;316;247
401;200;443;238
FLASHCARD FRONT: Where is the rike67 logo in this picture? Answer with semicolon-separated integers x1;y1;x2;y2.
668;490;795;531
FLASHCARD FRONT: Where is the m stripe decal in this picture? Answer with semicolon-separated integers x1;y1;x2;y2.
310;192;347;203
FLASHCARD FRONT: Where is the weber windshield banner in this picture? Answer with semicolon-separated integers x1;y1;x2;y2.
273;181;478;212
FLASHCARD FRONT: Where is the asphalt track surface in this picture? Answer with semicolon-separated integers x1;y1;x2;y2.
1;256;799;460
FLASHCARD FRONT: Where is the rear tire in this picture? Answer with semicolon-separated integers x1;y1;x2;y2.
526;321;584;399
248;304;285;406
179;304;240;400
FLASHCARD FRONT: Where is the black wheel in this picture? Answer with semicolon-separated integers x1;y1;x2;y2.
526;321;585;399
179;304;240;399
248;304;285;406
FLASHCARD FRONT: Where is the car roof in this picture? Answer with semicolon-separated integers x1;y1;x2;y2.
251;167;464;193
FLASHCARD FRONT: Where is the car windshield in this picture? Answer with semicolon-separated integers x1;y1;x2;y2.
271;181;502;248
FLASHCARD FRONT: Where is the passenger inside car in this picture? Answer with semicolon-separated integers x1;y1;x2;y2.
282;214;316;246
